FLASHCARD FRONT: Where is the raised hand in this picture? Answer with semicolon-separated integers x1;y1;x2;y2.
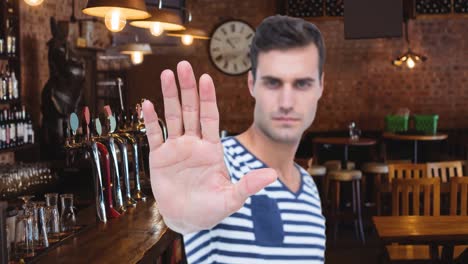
142;61;277;234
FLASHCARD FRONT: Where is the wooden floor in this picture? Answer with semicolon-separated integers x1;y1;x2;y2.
325;207;384;264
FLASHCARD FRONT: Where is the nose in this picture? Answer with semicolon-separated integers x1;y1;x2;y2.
278;86;294;114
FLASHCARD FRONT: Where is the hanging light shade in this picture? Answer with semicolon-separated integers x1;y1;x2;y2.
166;28;209;46
120;43;152;65
82;0;150;32
392;20;427;69
130;8;186;37
24;0;44;6
392;49;427;69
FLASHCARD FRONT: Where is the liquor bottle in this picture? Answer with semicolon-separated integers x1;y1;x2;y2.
11;70;18;99
0;110;4;149
4;109;10;148
9;108;15;147
0;71;5;101
1;70;7;101
26;112;34;144
6;19;16;56
7;69;13;101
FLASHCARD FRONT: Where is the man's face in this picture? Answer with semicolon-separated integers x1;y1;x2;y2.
248;44;324;144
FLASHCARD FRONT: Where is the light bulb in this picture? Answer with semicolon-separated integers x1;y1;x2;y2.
104;9;126;32
130;52;144;65
406;57;415;69
150;22;164;36
181;35;194;46
24;0;44;6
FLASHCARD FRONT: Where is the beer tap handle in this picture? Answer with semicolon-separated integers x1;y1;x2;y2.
136;103;143;122
96;142;121;219
89;142;107;223
69;112;79;144
83;106;91;141
104;105;112;118
117;78;125;113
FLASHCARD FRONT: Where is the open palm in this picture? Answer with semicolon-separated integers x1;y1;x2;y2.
142;61;277;234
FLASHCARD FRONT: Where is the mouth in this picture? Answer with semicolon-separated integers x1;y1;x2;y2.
272;117;300;123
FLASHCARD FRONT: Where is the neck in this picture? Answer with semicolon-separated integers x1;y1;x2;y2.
236;125;300;182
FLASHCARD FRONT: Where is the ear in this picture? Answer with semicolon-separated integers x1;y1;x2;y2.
50;17;58;37
247;70;255;97
318;72;325;99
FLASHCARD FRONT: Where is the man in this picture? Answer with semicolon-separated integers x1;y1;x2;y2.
142;15;326;263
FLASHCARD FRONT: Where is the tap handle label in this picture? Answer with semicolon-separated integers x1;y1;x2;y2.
103;105;112;117
136;103;143;120
83;106;90;140
69;113;79;135
83;107;90;125
95;118;102;137
109;115;117;133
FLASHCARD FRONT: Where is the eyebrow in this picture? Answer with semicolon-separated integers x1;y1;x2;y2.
260;76;316;83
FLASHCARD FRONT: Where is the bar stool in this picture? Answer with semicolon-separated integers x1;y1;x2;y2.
361;162;389;210
306;158;326;200
322;160;355;205
328;169;365;244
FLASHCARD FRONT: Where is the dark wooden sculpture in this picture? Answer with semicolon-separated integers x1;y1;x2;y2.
41;17;85;160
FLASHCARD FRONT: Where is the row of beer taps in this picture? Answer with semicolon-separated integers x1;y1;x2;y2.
64;98;167;222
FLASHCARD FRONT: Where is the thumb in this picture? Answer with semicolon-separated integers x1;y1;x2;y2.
227;168;278;212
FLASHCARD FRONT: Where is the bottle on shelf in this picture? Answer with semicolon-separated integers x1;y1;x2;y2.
6;18;16;57
0;106;35;149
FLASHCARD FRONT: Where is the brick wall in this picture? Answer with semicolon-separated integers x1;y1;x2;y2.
19;0;110;126
20;0;468;132
128;0;468;133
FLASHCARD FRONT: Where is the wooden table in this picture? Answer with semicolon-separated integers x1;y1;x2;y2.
373;215;468;264
382;132;448;163
313;137;377;168
31;199;179;264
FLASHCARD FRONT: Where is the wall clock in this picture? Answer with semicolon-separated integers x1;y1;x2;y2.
209;20;255;75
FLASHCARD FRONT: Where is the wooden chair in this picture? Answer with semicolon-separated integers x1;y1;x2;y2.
385;178;441;263
376;163;427;215
449;177;468;259
427;161;464;193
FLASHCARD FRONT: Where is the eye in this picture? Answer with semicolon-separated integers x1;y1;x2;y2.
295;80;312;90
264;79;281;89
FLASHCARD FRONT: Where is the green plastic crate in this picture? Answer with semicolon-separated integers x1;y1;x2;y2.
385;115;409;133
413;114;439;135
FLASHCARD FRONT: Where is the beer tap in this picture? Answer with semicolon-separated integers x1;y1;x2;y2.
109;105;147;202
93;117;126;214
103;107;137;208
83;107;121;219
64;112;107;223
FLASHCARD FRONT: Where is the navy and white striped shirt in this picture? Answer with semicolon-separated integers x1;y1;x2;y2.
183;137;326;264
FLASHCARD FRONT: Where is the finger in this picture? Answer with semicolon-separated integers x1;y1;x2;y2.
161;69;183;139
142;100;164;150
199;74;220;143
227;168;278;213
177;61;200;137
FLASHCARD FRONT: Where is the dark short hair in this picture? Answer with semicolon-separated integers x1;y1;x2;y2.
250;15;326;80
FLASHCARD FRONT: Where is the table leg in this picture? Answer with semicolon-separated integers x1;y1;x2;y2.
429;244;439;263
343;145;349;169
441;244;454;264
313;143;319;165
413;140;418;163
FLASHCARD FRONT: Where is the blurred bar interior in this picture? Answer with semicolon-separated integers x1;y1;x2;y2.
0;0;467;263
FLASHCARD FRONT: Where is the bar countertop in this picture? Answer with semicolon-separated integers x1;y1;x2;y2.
32;199;178;264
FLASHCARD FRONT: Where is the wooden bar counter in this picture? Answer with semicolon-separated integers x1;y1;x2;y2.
31;199;179;264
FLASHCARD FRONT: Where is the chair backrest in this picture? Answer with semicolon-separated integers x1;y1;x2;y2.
450;177;468;216
427;161;464;183
392;177;440;216
388;163;427;183
462;160;467;176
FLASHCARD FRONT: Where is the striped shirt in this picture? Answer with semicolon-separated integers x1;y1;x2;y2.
183;137;326;264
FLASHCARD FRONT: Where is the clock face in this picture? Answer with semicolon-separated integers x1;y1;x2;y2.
209;20;255;75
